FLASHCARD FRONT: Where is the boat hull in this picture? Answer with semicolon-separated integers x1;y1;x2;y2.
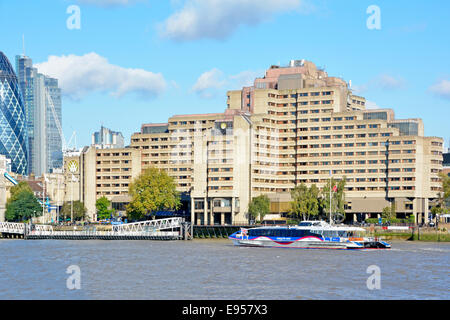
230;236;390;250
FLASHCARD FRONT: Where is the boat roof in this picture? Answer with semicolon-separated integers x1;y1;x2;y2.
248;221;365;232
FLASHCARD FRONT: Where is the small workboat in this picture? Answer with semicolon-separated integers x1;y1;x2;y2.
229;221;391;250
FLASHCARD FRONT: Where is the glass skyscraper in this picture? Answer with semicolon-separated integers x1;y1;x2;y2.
0;51;28;175
15;55;62;176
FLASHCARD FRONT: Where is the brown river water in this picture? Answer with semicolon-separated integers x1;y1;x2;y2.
0;239;448;299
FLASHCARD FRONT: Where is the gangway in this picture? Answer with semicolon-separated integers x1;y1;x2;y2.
0;217;190;240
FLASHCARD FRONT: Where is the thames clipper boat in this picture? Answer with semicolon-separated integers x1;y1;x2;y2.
229;221;391;250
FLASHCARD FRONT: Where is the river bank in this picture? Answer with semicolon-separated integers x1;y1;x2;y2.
368;226;450;242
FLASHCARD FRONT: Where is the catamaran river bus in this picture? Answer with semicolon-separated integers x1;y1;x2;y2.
229;221;391;250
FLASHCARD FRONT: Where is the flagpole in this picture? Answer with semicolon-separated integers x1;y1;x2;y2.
43;174;46;223
329;170;332;225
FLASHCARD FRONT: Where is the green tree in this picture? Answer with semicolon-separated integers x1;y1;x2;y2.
5;190;42;222
289;184;320;221
430;173;450;222
126;168;181;220
7;181;34;205
321;177;347;222
60;201;87;221
248;195;270;222
381;204;395;221
96;196;113;220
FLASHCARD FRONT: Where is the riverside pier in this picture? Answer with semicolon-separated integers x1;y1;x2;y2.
0;217;193;240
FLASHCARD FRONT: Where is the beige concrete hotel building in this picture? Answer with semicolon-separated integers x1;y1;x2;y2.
63;60;444;225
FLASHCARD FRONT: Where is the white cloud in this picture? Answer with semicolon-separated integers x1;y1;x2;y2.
365;100;381;110
229;70;263;89
160;0;302;41
352;73;405;94
35;52;166;101
429;79;450;100
191;68;263;99
191;68;226;99
76;0;144;7
375;74;405;90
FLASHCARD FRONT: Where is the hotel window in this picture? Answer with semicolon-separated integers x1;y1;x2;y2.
357;125;366;129
311;92;320;96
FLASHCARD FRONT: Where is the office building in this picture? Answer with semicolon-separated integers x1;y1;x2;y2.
0;51;28;175
65;60;444;225
92;126;125;149
15;55;63;176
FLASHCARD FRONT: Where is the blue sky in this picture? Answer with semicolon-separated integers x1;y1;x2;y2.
1;0;449;148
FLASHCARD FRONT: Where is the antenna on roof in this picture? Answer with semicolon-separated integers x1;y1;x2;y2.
22;34;26;57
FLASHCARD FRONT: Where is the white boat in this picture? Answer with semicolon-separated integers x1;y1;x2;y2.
229;221;391;250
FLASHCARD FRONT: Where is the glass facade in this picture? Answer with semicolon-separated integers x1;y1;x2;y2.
388;122;419;136
0;52;28;174
15;55;63;175
363;111;388;120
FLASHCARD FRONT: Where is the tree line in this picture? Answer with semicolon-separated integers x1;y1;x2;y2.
248;178;347;222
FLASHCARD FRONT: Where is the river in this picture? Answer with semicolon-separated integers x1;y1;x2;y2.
0;239;448;300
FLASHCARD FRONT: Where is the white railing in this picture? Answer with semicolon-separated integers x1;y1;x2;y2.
112;217;183;233
1;218;183;238
0;222;25;234
28;230;179;237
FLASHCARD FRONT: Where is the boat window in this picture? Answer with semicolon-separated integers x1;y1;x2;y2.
338;231;347;237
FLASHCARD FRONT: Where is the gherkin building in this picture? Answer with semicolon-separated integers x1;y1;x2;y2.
0;51;28;175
